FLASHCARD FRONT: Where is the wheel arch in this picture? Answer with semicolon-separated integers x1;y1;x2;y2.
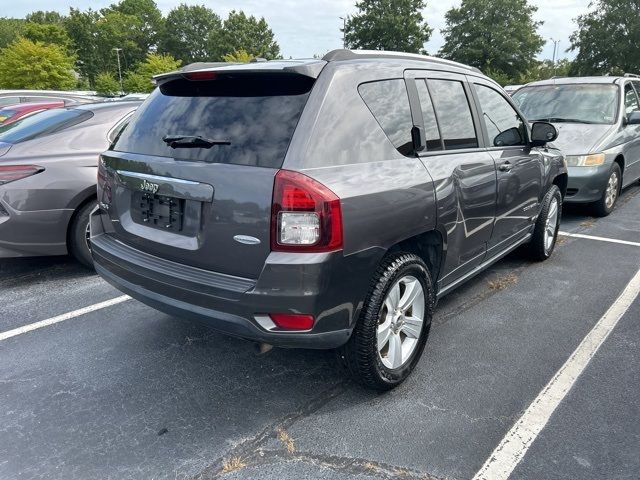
552;172;568;198
386;230;444;289
65;191;97;245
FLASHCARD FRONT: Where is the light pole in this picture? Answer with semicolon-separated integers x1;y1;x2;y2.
113;48;124;95
550;39;560;77
339;16;346;49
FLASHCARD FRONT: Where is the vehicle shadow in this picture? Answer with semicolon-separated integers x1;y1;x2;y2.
0;255;94;288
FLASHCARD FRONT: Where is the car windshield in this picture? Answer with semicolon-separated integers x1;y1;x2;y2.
0;110;18;123
0;108;92;144
513;83;619;125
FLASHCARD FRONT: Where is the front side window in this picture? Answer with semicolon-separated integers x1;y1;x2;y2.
624;83;639;115
359;79;414;156
427;79;478;150
475;84;526;147
513;84;619;124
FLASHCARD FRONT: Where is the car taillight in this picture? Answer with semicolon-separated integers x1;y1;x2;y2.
0;165;43;185
268;313;315;330
183;71;217;81
271;170;343;252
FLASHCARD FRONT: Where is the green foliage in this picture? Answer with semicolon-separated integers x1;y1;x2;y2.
343;0;432;53
25;11;65;25
23;22;72;52
439;0;544;83
222;49;253;63
0;18;25;49
103;0;164;51
158;4;222;64
0;38;76;89
569;0;640;75
212;11;280;60
123;52;181;92
95;72;122;95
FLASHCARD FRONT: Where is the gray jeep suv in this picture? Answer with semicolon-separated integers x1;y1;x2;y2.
91;50;567;389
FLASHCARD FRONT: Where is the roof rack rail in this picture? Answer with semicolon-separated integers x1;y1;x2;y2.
321;49;482;74
624;73;640;78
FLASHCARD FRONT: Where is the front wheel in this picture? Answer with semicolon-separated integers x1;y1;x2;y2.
337;253;435;391
592;163;621;217
529;185;562;261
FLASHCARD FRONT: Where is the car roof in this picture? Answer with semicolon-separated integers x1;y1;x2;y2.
155;49;483;84
0;89;98;96
523;76;625;87
0;101;64;112
71;100;142;112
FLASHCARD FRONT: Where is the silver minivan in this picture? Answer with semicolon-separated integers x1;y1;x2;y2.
513;75;640;215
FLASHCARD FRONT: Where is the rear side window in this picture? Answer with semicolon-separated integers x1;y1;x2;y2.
0;108;92;144
427;79;478;150
415;80;443;151
358;79;414;155
112;73;314;168
624;83;639;115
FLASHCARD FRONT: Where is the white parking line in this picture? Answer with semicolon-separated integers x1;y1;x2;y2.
559;231;640;247
0;295;130;342
472;268;640;480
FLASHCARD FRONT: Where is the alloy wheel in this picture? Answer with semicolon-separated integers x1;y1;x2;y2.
377;275;425;369
604;171;619;210
544;197;558;253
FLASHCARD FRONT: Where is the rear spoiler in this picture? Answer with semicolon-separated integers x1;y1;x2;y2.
153;60;327;85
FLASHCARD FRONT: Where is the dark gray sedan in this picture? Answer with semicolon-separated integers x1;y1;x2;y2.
0;101;139;266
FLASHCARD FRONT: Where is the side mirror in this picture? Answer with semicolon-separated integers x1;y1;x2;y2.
411;125;426;153
627;111;640;125
494;127;523;147
530;121;558;147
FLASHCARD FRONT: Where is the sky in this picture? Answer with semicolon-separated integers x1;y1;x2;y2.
2;0;591;60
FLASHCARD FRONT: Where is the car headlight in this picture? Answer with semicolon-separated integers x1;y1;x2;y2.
565;153;605;167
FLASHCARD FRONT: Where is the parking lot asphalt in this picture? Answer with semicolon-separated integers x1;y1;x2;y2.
1;183;639;480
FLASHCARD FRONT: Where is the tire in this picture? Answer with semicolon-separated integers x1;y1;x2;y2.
592;163;621;217
337;253;435;391
529;185;562;261
68;200;96;268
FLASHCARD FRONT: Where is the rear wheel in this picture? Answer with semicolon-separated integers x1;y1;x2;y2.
529;185;562;261
592;163;621;217
338;253;434;391
68;200;96;268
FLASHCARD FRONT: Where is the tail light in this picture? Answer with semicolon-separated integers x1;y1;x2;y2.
269;313;315;330
183;71;217;81
0;165;43;185
271;170;343;252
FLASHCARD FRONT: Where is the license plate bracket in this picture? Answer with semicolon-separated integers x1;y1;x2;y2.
131;192;185;232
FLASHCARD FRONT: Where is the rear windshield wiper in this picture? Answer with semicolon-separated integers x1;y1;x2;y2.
162;135;231;149
531;117;597;124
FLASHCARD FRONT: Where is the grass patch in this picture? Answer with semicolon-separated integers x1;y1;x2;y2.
221;456;246;474
488;273;518;291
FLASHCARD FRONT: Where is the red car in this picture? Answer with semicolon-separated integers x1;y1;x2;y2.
0;101;64;126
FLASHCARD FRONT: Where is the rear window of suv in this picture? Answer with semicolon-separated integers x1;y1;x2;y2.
112;73;314;168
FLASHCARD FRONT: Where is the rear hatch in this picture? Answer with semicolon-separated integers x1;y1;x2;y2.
99;70;316;279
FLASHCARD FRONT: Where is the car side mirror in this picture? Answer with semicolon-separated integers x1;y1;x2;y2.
494;127;523;147
626;111;640;125
530;121;558;147
411;125;426;153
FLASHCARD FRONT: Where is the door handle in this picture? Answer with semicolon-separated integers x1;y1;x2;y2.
499;161;513;172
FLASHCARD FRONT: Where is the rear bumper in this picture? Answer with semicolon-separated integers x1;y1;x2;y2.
565;165;611;203
0;200;71;257
90;210;382;349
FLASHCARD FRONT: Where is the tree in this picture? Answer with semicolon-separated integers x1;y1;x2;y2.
95;72;121;95
0;18;25;49
343;0;432;53
439;0;544;83
123;53;181;92
23;22;73;52
64;8;102;86
159;4;221;64
25;11;65;25
104;0;164;52
222;49;253;63
211;11;280;60
569;0;640;75
0;38;76;89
